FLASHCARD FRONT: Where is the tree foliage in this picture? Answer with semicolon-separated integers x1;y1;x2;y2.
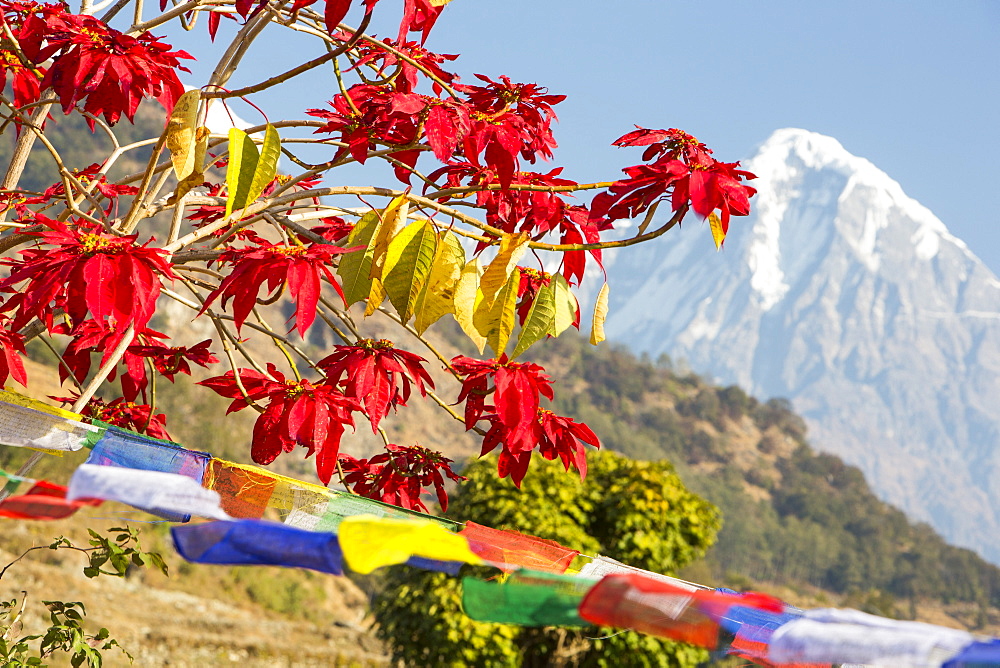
371;451;720;667
0;0;758;511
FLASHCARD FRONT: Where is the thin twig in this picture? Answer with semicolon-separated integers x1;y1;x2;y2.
72;324;136;412
202;12;372;100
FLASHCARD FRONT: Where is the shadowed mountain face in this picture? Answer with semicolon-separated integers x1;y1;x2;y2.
600;128;1000;563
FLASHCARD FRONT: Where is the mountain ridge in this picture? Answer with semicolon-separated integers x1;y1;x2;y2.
598;128;1000;563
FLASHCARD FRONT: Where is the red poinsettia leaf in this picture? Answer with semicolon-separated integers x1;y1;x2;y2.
207;10;221;39
484;139;517;190
128;255;163;327
286;259;320;336
497;448;531;488
0;328;27;388
310;395;330;448
365;369;393;431
251;401;287;463
82;253;117;323
352;354;377;397
433;476;449;512
612;127;674;148
494;365;538;431
286;393;312;439
425;104;462;162
560;226;586;286
315;421;348;485
324;0;353;33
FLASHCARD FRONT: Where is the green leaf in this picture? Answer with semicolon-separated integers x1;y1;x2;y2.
249;124;281;206
336;211;380;305
511;281;556;359
550;273;578;337
383;220;439;323
148;553;169;576
224;127;260;218
413;231;466;334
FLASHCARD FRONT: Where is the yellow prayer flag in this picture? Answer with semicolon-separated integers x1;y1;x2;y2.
339;515;483;574
0;389;83;421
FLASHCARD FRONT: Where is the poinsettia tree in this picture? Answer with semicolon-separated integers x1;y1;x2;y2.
0;0;756;509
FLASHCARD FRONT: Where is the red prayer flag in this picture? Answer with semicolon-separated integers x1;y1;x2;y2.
580;574;786;651
459;521;579;573
0;480;101;520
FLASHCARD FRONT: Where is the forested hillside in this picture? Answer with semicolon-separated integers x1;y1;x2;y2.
531;335;1000;627
0;101;160;188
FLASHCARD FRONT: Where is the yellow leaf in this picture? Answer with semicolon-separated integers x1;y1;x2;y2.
413;231;465;334
483;267;520;357
479;232;529;307
383;220;439;323
166;90;202;198
454;259;486;353
365;278;387;317
708;212;726;250
370;194;409;279
175;126;210;201
550;274;579;337
590;282;609;345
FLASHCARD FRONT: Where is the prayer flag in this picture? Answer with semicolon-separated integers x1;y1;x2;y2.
0;391;102;453
943;639;1000;668
0;480;101;519
768;607;974;667
68;464;231;521
462;570;597;626
579;555;705;591
86;426;209;482
579;573;722;648
203;459;279;519
339;516;481;574
172;519;343;575
459;521;579;574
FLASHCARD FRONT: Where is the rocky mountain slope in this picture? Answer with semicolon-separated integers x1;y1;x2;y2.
598;128;1000;563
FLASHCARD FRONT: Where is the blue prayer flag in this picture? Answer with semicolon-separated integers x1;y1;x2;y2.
172;520;344;575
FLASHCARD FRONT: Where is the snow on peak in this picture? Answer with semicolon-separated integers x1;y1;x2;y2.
749;128;855;178
743;128;958;276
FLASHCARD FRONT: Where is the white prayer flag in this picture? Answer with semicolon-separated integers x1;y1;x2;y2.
68;464;231;521
769;607;974;667
579;555;705;592
0;398;100;452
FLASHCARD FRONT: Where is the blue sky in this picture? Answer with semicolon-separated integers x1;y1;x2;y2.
174;0;1000;272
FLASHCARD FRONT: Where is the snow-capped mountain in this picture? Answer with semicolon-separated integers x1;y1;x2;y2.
600;128;1000;563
